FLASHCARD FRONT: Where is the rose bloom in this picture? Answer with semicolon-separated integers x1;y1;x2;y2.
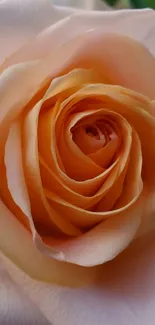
1;1;155;324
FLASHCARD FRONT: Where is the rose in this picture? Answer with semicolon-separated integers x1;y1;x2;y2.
1;1;155;283
1;2;155;325
1;35;151;266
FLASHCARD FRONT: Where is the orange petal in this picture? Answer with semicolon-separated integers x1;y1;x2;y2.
45;161;119;210
57;110;105;181
0;199;87;283
89;136;119;168
96;114;132;212
73;125;106;155
151;100;155;117
115;129;143;209
23;101;82;237
43;197;142;266
4;119;75;261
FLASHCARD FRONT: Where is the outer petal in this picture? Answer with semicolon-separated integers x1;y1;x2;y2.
2;9;155;69
2;230;155;325
0;263;49;325
3;32;155;100
0;199;97;286
0;0;75;64
53;199;142;266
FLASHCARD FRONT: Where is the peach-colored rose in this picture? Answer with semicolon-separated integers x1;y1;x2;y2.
0;3;155;286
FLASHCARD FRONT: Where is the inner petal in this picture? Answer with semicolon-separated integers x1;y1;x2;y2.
22;101;82;237
58;109;114;181
63;111;121;178
42;108;131;212
39;106;104;182
89;120;120;168
73;124;106;155
89;135;119;168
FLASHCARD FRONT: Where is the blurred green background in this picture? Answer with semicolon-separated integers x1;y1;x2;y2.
104;0;155;8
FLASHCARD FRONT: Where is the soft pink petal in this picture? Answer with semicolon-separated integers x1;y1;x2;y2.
5;230;155;325
0;262;49;325
0;0;74;64
2;8;155;68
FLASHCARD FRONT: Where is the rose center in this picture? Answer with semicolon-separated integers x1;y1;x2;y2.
85;125;100;139
72;122;108;155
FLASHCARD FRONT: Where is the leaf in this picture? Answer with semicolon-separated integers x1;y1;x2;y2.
130;0;155;8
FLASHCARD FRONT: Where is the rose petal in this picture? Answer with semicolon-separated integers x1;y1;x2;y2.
2;9;155;68
4;120;33;227
0;59;57;161
2;28;155;99
47;197;142;266
59;32;155;99
0;60;55;229
3;118;66;259
39;106;104;182
96;116;132;212
89;136;119;168
72;124;106;155
45;162;119;210
0;200;96;285
3;229;155;325
151;100;155;117
0;0;74;64
22;101;82;237
115;130;143;209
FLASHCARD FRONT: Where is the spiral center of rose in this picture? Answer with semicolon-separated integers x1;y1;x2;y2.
72;119;118;158
85;125;100;138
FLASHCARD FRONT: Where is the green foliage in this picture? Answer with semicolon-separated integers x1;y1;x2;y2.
130;0;155;7
104;0;155;8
